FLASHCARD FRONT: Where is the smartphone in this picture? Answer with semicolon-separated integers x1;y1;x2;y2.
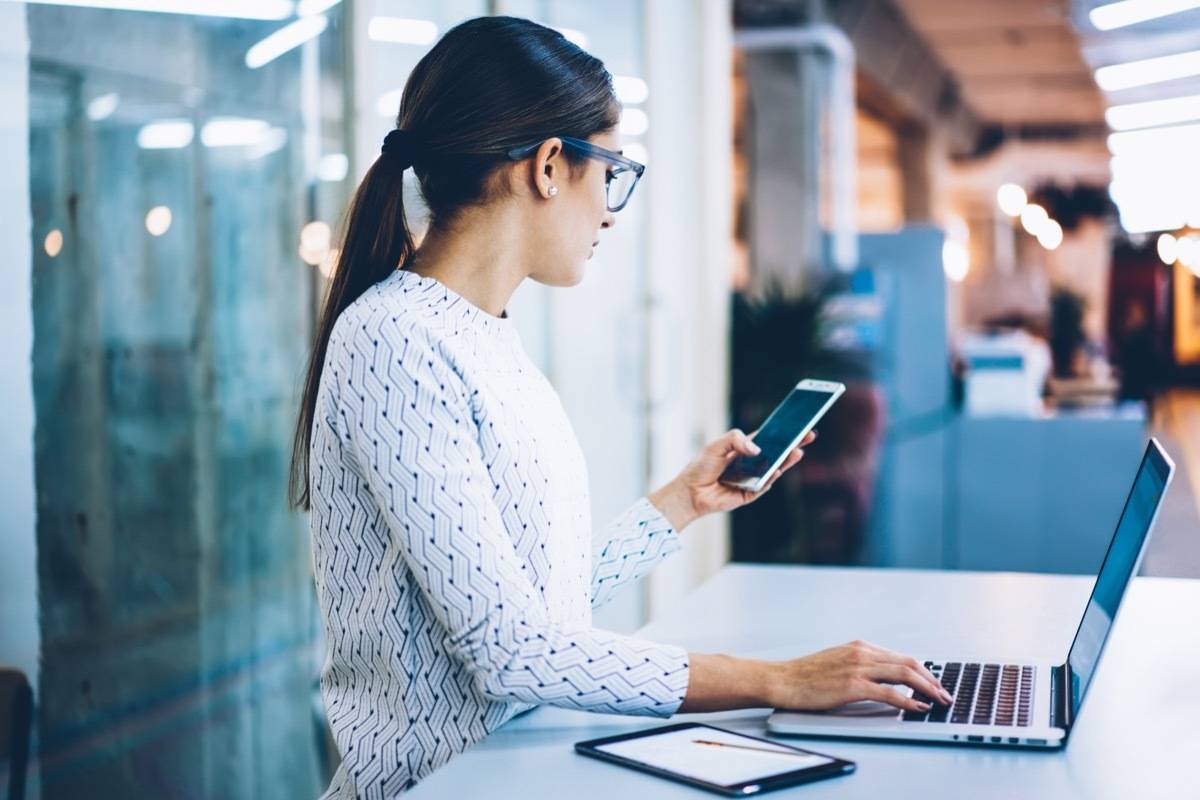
719;379;846;493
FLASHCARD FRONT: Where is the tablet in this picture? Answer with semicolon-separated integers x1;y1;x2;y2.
575;722;855;796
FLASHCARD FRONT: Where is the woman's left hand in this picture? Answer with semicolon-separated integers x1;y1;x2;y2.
648;428;816;531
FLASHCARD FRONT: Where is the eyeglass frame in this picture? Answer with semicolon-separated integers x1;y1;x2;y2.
505;136;645;212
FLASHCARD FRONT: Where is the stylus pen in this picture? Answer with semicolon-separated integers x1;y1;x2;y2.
691;739;808;757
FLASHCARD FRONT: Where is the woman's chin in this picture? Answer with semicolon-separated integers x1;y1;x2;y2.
570;255;591;283
534;265;588;287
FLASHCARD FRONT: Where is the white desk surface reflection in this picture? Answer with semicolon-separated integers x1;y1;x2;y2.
411;565;1200;799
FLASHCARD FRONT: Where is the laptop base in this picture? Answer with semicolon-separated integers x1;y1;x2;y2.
765;657;1066;750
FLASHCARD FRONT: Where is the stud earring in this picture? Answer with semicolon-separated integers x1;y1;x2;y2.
547;186;558;197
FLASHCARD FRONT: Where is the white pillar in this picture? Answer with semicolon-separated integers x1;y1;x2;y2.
0;2;40;695
643;0;734;621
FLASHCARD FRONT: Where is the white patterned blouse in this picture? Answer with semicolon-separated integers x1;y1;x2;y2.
309;268;691;797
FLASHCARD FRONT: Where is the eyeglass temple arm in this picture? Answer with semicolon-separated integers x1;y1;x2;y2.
506;143;541;159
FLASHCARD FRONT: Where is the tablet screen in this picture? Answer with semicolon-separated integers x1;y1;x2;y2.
592;726;835;788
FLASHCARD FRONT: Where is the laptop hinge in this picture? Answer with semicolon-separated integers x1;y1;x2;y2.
1050;663;1072;731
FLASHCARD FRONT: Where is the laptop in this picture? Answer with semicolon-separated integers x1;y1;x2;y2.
767;438;1175;750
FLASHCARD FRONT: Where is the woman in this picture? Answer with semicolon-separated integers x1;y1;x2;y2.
291;16;950;797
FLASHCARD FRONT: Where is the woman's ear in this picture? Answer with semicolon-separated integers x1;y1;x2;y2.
532;137;563;200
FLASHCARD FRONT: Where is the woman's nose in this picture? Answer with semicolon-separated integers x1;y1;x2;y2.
600;210;616;229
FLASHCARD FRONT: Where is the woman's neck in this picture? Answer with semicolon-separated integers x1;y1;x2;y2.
403;206;528;319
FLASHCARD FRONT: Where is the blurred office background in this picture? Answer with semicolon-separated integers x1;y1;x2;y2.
1;1;1198;797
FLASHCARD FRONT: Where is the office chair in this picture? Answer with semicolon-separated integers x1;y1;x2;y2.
0;667;33;800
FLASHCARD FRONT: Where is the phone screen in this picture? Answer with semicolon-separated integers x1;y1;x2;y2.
720;386;838;484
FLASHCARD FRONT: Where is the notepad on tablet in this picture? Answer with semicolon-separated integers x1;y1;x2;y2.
575;723;854;796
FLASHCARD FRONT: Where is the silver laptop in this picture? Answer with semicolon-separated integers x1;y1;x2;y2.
768;438;1174;750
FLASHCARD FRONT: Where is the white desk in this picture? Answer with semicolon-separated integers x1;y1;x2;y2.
411;565;1200;799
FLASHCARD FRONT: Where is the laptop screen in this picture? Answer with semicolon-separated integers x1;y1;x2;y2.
1065;440;1172;720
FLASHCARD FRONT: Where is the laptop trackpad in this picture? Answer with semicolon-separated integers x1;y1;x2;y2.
820;699;900;718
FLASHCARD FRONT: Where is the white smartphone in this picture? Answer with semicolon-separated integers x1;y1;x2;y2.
719;379;846;493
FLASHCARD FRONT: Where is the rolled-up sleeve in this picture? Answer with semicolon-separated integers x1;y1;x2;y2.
343;318;690;716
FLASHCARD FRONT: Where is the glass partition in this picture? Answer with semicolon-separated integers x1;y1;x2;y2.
25;4;350;797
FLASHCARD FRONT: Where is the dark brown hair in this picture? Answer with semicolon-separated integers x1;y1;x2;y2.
290;16;619;509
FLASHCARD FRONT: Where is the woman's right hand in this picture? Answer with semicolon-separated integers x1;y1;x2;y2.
767;640;953;713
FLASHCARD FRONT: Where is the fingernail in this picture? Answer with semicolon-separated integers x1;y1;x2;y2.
749;442;761;454
917;702;931;710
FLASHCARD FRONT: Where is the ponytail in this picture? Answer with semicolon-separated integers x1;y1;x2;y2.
289;144;414;509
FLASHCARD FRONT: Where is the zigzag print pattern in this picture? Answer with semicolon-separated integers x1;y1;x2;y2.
310;270;690;798
591;497;683;611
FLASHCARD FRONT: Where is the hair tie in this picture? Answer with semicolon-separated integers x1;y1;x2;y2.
381;128;419;166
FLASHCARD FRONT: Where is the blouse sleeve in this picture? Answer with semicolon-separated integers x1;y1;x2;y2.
590;497;683;612
339;317;690;717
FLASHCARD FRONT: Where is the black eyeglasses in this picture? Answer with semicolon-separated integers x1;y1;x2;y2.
506;136;645;212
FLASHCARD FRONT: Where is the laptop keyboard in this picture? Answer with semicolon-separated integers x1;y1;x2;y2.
901;662;1034;726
